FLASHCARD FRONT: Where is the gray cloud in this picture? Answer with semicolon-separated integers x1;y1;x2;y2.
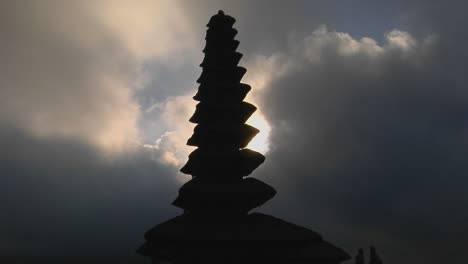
0;0;200;152
253;24;468;264
0;0;190;257
0;126;179;255
0;1;141;151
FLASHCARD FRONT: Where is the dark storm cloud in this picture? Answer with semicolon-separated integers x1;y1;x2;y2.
0;127;179;255
251;20;468;264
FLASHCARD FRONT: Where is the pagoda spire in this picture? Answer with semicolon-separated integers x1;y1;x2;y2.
172;9;275;215
138;11;350;264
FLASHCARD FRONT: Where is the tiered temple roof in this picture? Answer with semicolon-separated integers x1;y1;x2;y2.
175;10;275;214
138;11;350;264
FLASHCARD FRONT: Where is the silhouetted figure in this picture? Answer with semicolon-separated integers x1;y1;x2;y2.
355;247;382;264
370;246;383;264
138;10;350;264
356;248;365;264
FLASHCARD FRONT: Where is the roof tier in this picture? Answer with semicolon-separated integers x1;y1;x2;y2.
180;148;265;177
187;123;259;148
172;177;276;213
193;83;251;102
189;102;256;124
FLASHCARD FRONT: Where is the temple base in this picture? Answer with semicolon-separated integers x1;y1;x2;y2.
138;213;350;264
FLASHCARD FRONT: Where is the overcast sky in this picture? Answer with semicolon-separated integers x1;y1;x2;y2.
1;1;467;263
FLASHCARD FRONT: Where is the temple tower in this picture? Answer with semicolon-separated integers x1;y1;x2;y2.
138;11;350;264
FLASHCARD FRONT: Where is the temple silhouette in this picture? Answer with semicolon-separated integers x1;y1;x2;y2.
138;11;351;264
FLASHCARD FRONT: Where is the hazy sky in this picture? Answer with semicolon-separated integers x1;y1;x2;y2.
1;1;467;263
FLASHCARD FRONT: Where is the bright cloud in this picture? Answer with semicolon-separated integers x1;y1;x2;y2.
0;0;198;155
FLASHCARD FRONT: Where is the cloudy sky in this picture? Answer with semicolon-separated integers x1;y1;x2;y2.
1;0;467;263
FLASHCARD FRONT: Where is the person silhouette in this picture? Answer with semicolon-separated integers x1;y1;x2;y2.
355;248;364;264
370;246;383;264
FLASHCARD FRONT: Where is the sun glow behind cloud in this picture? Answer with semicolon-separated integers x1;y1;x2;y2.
145;91;271;173
246;111;271;154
